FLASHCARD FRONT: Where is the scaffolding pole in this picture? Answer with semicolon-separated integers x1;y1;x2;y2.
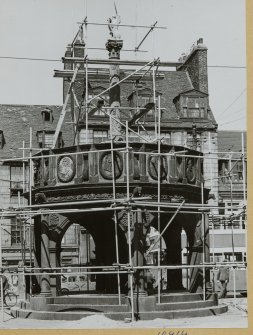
0;215;4;322
201;181;206;301
157;94;161;304
29;128;33;296
126;121;134;321
110;119;121;305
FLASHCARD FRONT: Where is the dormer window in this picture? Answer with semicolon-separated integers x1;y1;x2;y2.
0;130;5;149
41;108;54;123
173;89;208;119
127;86;161;122
37;130;63;148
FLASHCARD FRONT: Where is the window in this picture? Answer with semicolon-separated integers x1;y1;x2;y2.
218;160;230;183
44;133;54;148
11;218;21;245
37;131;63;148
10;166;24;195
41;108;54;123
79;129;93;144
0;130;5;149
68;276;77;283
93;130;108;143
79;129;108;144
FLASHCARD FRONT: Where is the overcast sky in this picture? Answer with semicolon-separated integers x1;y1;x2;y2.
0;0;246;130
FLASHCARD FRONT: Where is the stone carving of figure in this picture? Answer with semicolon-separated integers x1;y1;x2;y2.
107;12;121;39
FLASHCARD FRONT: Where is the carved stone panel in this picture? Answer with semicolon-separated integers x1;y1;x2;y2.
99;151;123;180
148;154;168;180
57;155;75;183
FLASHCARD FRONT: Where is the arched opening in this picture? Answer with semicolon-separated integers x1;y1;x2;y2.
58;212;129;294
60;224;96;293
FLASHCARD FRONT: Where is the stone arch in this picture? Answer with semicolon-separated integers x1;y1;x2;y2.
56;211;129;293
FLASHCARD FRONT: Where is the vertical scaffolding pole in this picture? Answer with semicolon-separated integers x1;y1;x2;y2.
0;215;4;322
22;141;25;206
29;127;33;295
241;132;247;302
152;66;157;138
85;20;89;144
241;132;246;204
157;95;161;304
201;181;206;301
110;117;121;304
22;141;26;265
229;154;236;305
211;215;215;292
126;121;134;322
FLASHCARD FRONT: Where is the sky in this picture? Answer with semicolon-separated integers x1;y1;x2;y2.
0;0;246;130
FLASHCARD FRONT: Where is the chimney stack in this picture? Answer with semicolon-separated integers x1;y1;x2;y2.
178;38;208;94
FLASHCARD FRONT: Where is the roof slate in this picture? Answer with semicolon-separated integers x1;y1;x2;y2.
0;104;74;159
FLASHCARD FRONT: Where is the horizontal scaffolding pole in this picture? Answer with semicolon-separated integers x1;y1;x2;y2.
0;146;129;163
1;262;246;273
77;21;167;29
62;57;181;67
1;205;246;218
0;147;246;163
17;197;151;209
54;69;165;80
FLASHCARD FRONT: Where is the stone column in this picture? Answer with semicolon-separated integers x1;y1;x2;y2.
132;208;148;296
40;215;52;296
105;38;123;140
17;261;26;300
49;244;58;295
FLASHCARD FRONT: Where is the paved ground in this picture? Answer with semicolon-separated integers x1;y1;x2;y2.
0;298;247;329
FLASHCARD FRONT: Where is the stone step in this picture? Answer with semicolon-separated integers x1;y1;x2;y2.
46;303;129;313
11;304;228;321
11;308;131;321
159;293;217;303
53;295;127;305
156;299;216;311
136;304;228;320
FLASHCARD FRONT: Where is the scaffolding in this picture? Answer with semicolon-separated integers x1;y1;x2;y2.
0;15;248;323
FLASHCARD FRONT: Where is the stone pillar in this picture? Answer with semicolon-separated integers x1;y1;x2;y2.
132;208;148;296
49;244;58;295
40;215;52;296
106;37;123;140
17;261;26;300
